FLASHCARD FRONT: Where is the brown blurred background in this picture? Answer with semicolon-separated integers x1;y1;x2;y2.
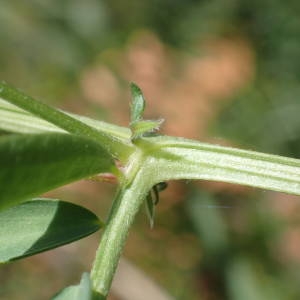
1;1;300;299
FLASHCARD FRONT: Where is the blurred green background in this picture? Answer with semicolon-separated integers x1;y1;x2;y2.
1;1;300;299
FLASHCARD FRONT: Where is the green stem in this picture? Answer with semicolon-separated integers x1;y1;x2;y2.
90;156;153;297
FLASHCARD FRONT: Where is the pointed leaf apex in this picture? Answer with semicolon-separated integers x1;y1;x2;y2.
130;82;145;124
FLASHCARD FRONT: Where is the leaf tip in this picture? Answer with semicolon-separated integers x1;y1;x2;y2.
130;82;145;124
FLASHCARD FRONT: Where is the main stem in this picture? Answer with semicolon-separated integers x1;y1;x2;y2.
90;158;152;297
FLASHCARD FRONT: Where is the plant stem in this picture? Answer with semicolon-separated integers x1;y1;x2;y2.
90;157;152;298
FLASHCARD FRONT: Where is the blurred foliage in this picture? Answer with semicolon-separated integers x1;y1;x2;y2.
186;188;300;299
0;0;109;99
1;0;300;299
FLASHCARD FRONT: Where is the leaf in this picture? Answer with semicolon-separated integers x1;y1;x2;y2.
144;182;167;228
130;82;145;124
0;98;65;134
0;81;132;158
145;136;300;196
52;273;105;300
154;182;168;194
0;199;102;262
145;192;155;229
129;83;164;140
0;81;101;138
52;273;91;300
0;133;116;209
0;97;131;140
130;119;164;140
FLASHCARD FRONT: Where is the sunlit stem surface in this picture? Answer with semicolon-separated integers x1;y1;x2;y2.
90;153;153;297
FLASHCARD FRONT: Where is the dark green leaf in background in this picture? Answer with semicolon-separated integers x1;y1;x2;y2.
0;199;102;262
0;133;115;210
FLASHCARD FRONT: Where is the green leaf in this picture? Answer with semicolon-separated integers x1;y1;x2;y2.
144;182;167;228
53;273;90;300
52;273;104;300
130;82;145;124
0;81;132;159
144;136;300;195
154;181;168;193
0;97;131;140
129;83;164;140
130;119;164;140
0;133;115;209
0;199;102;262
145;192;155;228
0;98;65;134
